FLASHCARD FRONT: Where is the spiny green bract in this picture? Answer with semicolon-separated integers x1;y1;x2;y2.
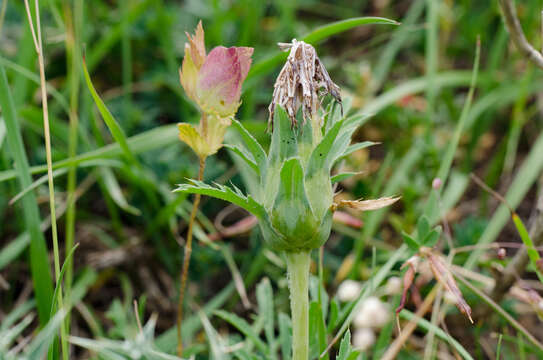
175;101;370;252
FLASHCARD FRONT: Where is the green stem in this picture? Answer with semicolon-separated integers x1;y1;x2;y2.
286;250;311;360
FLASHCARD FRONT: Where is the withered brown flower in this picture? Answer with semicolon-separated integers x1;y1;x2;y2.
268;39;342;129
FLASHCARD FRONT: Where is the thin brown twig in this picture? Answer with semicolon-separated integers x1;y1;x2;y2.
499;0;543;69
381;286;438;360
177;155;206;356
470;173;512;213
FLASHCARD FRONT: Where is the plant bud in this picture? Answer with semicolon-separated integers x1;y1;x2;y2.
178;21;253;158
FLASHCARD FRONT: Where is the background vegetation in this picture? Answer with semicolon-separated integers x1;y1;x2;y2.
1;0;543;359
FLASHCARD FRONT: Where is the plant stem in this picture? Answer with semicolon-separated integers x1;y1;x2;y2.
63;0;82;335
177;156;206;356
286;250;311;360
24;0;69;358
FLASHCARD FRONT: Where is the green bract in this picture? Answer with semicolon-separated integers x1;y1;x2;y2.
175;100;372;252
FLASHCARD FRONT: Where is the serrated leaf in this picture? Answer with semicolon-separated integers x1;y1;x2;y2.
225;144;259;175
214;310;268;355
417;215;430;239
174;180;267;220
256;278;275;347
336;330;359;360
231;119;267;174
402;232;421;251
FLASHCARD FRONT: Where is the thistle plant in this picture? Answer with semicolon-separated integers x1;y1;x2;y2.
175;39;397;360
176;21;253;355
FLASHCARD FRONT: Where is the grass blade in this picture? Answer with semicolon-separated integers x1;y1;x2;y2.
247;17;399;80
400;310;474;360
0;57;54;326
82;57;138;165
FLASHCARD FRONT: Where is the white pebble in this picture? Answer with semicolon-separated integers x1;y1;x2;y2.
337;280;362;302
353;296;390;329
353;328;376;351
385;276;402;295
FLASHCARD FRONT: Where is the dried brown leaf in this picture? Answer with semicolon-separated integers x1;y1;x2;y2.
427;253;473;323
335;196;400;212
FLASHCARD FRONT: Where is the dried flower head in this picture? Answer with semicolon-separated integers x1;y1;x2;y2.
268;39;341;129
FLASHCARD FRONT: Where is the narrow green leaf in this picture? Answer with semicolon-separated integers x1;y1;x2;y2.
400;309;474;360
49;244;80;318
198;311;229;360
512;214;543;283
0;124;177;183
174;180;267;219
327;299;340;333
309;301;328;360
278;312;292;360
417;216;430;239
224;144;259;175
422;227;441;248
1;314;34;350
101;167;141;216
231;119;267;173
424;39;481;221
0;233;30;271
331;172;360;184
82;57;137;165
465;130;543;269
214;310;268;355
25;309;66;359
340;141;378;159
248;17;398;80
268;106;298;166
0;59;53;325
256;278;275;348
402;232;421;252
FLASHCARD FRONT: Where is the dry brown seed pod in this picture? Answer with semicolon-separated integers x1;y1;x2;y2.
268;39;342;129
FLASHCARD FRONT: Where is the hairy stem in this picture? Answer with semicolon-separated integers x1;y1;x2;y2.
286;250;311;360
177;156;206;356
